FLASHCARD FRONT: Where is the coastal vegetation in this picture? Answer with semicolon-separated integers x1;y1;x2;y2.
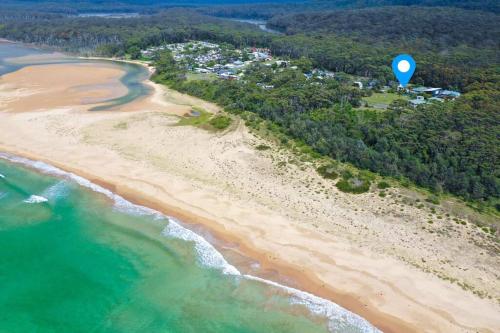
209;114;232;130
0;2;498;209
177;107;232;131
152;50;499;207
1;2;500;331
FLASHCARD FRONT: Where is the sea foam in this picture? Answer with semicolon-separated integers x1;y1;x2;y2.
245;275;380;333
42;181;70;201
0;152;381;333
24;195;49;203
0;173;5;179
162;218;240;275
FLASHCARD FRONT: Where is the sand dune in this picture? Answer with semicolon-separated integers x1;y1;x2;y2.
0;61;499;333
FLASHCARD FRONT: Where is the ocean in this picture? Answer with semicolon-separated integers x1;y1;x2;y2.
0;41;380;333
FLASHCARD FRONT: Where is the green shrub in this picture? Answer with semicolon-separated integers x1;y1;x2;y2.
336;176;371;194
177;108;211;127
426;195;440;205
341;170;354;179
359;170;376;181
377;181;390;189
209;115;232;130
317;164;338;180
256;144;271;151
379;191;386;197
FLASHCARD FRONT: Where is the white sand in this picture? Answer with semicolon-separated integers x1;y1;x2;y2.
0;61;499;333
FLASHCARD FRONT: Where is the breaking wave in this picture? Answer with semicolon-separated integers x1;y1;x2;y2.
0;152;381;333
24;195;48;203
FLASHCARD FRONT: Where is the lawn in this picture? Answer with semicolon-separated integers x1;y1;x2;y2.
363;92;409;109
186;72;217;82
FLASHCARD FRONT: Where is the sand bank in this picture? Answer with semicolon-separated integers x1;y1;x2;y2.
0;61;499;333
0;63;127;112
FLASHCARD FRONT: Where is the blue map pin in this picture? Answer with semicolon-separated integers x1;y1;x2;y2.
392;54;416;87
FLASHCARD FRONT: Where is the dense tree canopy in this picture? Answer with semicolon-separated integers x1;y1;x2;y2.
0;3;498;204
153;51;500;203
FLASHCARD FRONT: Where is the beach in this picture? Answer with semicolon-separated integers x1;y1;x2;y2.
0;50;499;332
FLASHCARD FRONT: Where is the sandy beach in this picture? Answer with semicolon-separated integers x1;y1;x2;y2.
0;60;499;332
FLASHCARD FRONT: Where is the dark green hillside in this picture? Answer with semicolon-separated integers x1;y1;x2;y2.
0;3;498;206
153;51;500;204
268;7;499;49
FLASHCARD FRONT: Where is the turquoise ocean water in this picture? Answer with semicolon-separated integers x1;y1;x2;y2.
0;42;380;333
0;154;380;333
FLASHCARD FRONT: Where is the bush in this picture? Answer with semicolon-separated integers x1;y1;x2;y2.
341;170;354;180
256;144;271;151
336;176;371;194
317;164;338;180
209;114;232;130
378;181;390;189
425;195;440;205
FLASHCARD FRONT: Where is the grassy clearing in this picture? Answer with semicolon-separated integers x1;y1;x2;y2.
177;107;212;127
363;92;409;108
186;72;217;82
177;107;232;131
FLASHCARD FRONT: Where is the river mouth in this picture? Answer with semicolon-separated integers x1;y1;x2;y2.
0;40;382;333
0;41;151;111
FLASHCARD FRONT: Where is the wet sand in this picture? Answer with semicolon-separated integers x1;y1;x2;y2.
0;60;499;333
0;63;128;111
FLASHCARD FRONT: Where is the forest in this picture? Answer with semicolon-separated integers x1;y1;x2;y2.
268;7;499;48
0;2;498;206
198;0;500;18
152;50;499;204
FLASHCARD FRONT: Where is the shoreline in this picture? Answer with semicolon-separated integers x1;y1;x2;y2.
0;50;499;332
0;147;410;333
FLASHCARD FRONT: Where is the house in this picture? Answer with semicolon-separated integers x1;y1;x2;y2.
437;90;461;99
411;87;442;95
367;80;378;89
257;83;274;90
218;73;239;80
232;60;245;68
252;51;272;61
194;68;210;74
275;60;289;67
409;96;426;107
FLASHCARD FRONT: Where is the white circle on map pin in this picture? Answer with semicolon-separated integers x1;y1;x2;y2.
397;60;410;73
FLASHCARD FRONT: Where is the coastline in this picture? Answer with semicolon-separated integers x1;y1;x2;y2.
0;148;408;333
0;54;499;332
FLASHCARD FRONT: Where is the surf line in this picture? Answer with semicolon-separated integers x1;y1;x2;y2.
0;151;381;333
